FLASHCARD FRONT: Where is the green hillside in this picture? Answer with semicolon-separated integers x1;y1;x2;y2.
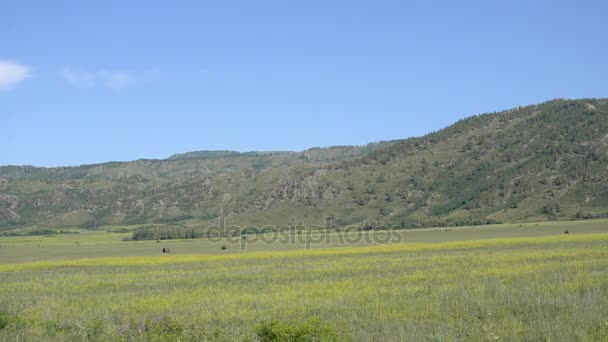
1;98;607;230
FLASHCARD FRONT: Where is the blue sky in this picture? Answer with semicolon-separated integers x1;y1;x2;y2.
2;0;607;167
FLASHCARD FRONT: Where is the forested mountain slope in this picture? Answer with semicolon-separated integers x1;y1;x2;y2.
1;98;607;229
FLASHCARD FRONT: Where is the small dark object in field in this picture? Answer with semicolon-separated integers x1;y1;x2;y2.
221;245;227;250
564;229;569;234
162;248;171;253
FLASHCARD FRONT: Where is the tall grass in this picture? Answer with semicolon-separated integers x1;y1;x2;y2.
1;234;607;340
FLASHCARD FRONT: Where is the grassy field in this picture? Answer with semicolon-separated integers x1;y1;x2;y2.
0;220;608;341
1;219;607;264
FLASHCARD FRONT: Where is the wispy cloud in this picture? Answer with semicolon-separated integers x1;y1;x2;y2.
0;60;31;90
60;67;160;89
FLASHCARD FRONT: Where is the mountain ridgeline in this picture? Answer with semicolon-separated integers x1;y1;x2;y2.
1;98;608;230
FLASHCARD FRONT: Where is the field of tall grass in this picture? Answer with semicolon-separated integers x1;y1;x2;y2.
1;226;608;341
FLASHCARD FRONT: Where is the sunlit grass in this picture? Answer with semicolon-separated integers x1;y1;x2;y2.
1;229;608;340
1;232;606;272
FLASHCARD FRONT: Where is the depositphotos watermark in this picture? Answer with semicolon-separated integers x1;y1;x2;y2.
204;216;404;250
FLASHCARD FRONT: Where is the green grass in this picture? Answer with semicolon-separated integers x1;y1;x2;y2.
0;220;607;341
0;219;606;264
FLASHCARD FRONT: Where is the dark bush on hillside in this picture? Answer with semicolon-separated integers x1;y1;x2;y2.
541;201;561;216
572;211;608;220
255;317;341;342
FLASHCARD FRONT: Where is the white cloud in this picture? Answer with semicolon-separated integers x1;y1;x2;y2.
0;60;31;90
60;67;160;89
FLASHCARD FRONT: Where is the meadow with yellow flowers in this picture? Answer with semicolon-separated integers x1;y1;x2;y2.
1;221;608;341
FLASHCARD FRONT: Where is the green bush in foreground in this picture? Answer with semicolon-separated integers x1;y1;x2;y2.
0;308;26;335
111;315;343;341
255;317;342;342
589;321;608;342
0;309;9;331
146;316;184;340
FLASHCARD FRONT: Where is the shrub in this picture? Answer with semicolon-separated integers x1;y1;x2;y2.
255;317;341;342
145;316;184;340
541;201;560;216
0;308;9;330
588;321;608;341
85;319;105;339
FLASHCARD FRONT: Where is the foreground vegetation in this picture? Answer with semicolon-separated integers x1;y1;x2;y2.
1;221;608;341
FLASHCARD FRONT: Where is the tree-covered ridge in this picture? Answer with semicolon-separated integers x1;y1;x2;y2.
1;98;607;229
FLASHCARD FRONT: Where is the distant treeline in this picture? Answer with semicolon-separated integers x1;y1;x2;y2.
123;216;508;242
397;217;503;229
125;224;277;241
572;211;608;220
0;229;80;237
127;225;207;241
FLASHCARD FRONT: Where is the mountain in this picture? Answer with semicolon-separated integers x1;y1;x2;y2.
1;98;607;230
